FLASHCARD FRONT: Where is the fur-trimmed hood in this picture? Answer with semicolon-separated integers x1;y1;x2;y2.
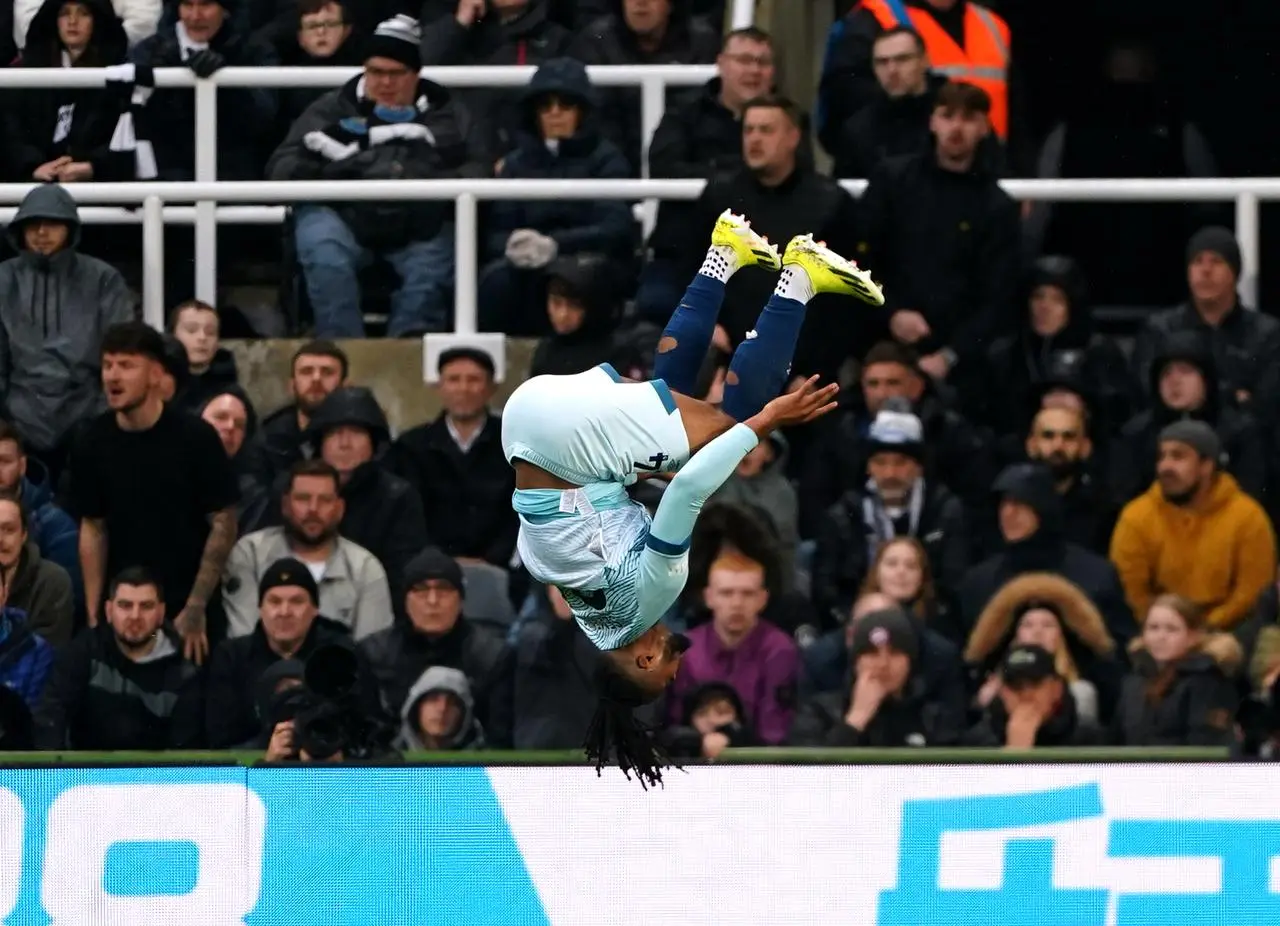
1128;631;1244;676
965;572;1115;666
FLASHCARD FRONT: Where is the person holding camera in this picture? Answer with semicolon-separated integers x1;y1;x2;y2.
205;556;381;748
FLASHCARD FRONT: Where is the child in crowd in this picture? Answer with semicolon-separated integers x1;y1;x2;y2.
663;681;760;759
169;299;239;411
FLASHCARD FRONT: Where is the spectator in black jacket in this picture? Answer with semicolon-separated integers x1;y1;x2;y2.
419;0;571;162
643;26;777;312
249;340;348;493
800;592;967;719
1132;227;1280;414
33;567;203;750
1023;405;1117;556
274;0;366;126
358;547;514;746
199;387;271;537
789;606;965;747
567;0;720;174
385;348;517;568
950;463;1136;652
975;255;1135;446
478;57;635;336
1112;593;1239;747
5;0;133;184
131;0;279;180
963;643;1105;747
661;680;759;759
204;557;380;747
800;341;994;538
832;27;945;179
528;255;635;379
1109;333;1267;507
858;81;1020;383
644;95;862;385
813;404;967;623
301;386;429;584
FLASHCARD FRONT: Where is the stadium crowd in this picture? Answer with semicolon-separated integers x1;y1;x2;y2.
1;0;1279;762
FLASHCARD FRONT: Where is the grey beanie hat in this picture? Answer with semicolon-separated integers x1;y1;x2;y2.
1158;419;1222;463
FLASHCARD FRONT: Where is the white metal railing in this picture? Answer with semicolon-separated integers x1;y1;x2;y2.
0;177;1268;332
731;0;755;28
0;65;717;303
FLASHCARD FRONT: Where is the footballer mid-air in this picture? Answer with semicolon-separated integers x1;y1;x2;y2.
501;210;884;787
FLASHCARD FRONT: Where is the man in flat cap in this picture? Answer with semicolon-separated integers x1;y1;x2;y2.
1110;420;1276;630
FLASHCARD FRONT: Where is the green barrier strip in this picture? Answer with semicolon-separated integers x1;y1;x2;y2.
0;746;1230;767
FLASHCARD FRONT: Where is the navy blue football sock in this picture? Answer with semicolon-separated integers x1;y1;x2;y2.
652;272;725;396
721;290;808;422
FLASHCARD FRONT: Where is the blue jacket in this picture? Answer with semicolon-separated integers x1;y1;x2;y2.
20;465;83;616
0;608;54;709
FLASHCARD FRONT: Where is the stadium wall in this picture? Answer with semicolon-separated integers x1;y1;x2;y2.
0;752;1267;925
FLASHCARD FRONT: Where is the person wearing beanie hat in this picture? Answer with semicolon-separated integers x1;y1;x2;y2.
811;393;968;624
1132;224;1280;412
789;604;965;748
266;11;481;337
1109;413;1276;631
358;544;513;747
962;642;1104;748
258;556;320;607
950;460;1135;655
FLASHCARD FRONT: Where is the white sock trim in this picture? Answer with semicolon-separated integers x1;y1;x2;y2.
775;265;815;304
698;244;740;283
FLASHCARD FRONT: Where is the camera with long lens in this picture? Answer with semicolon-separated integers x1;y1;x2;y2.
292;643;391;761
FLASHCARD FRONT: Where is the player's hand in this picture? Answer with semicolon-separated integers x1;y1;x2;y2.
751;375;839;434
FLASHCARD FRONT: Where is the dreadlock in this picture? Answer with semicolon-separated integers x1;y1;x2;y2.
584;654;682;790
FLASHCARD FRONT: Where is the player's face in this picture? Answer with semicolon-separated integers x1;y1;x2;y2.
630;624;691;691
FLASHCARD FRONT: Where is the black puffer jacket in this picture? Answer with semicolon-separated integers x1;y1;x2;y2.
266;74;487;249
978;256;1136;441
301;387;429;583
5;0;131;182
1112;634;1241;747
486;57;635;262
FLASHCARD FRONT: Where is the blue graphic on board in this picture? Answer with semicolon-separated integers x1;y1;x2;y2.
878;782;1280;926
0;766;549;926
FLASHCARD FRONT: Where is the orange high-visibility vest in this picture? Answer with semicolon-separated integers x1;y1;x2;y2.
860;0;1011;138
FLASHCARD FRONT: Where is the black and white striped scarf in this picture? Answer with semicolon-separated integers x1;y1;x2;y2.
104;63;157;180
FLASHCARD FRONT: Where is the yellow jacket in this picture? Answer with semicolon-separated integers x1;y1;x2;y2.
1109;473;1276;629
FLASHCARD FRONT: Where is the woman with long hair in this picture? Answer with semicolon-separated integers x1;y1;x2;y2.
964;572;1118;724
1113;593;1240;746
858;537;938;624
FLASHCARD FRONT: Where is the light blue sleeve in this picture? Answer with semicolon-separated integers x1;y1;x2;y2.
633;423;761;623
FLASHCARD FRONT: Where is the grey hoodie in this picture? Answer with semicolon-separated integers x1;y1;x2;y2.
397;665;484;751
0;185;135;451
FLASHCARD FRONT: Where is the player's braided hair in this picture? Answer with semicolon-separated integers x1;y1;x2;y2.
584;656;681;791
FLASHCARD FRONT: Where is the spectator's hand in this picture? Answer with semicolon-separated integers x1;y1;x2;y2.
975;672;1002;709
752;375;839;433
186;49;226;79
845;670;887;731
33;156;71;182
265;721;295;761
54;161;93;183
175;600;210;665
505;228;558;269
712;323;732;353
701;731;730;759
889;309;930;344
494;157;505;174
1004;701;1041;749
918;351;951;381
456;0;485;26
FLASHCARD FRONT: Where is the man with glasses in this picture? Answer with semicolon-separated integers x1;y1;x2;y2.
267;14;487;338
